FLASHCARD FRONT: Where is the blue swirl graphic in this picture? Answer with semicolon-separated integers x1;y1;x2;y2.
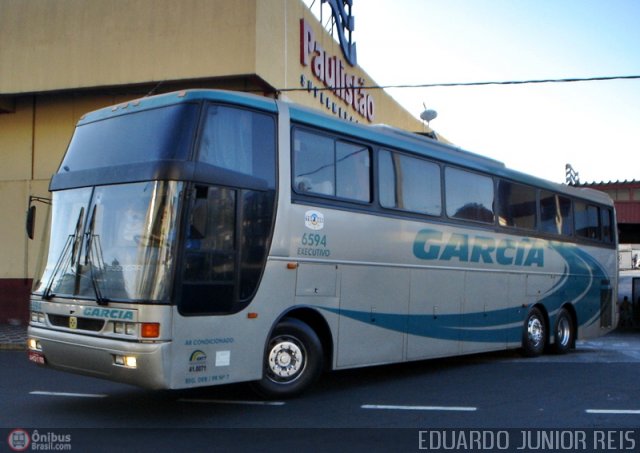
321;242;610;343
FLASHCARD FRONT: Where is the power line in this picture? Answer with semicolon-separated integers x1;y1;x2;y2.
277;74;640;93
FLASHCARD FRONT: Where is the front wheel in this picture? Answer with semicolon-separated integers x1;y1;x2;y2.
551;308;574;354
251;318;323;399
521;307;546;357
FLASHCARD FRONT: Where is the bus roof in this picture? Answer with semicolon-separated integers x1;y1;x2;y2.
75;89;613;207
77;89;278;125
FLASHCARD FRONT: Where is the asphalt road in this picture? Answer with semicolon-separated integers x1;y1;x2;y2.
2;331;640;452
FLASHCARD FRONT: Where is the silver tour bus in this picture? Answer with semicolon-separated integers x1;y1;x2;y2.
27;90;618;397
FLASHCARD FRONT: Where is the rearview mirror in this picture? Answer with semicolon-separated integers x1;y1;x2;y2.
26;205;36;240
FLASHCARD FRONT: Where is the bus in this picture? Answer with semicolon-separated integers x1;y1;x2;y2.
27;89;618;397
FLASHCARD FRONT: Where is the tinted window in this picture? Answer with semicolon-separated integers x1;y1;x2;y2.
379;150;441;215
180;185;275;315
182;186;237;314
540;191;573;236
61;104;199;172
198;104;276;188
293;130;334;196
336;141;371;202
496;180;537;229
601;208;614;243
575;201;600;240
293;129;371;203
445;167;494;223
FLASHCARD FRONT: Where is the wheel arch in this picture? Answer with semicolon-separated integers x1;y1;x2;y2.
271;307;334;371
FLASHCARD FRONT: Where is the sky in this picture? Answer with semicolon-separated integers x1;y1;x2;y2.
304;0;640;184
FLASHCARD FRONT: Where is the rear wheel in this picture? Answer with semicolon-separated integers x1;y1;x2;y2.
251;318;323;399
521;307;546;357
551;308;574;354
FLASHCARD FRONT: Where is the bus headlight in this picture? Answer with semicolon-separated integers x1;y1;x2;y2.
28;338;42;351
30;311;46;324
111;321;137;336
125;324;136;336
113;355;137;368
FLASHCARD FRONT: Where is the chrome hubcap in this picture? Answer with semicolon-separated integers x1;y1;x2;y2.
556;316;571;347
527;317;544;347
267;337;305;383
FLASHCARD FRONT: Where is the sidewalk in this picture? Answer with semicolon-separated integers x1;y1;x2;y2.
0;323;27;350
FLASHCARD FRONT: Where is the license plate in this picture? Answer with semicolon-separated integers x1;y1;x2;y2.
28;351;46;365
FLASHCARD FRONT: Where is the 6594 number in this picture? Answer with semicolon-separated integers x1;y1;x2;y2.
301;233;327;247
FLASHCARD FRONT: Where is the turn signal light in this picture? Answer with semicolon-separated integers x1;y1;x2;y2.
141;323;160;338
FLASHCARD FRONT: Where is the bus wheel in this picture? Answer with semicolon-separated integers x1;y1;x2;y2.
251;318;323;398
521;307;546;357
551;308;574;354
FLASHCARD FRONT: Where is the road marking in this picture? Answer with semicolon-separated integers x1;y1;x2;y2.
178;398;285;406
586;409;640;415
362;404;476;412
30;391;108;398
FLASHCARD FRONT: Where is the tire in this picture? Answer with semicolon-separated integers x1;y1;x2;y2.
521;307;546;357
551;308;574;354
251;318;323;399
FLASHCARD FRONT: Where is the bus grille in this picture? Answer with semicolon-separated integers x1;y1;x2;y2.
47;314;105;332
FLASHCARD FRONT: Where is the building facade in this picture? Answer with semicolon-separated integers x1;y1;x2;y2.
575;180;640;244
0;0;430;323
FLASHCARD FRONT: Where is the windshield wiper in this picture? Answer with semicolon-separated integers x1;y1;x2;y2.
42;208;85;300
85;205;109;305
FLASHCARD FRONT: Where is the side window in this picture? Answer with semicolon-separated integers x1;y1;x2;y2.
540;191;573;236
336;141;370;202
293;128;371;203
293;130;334;196
601;208;614;243
182;186;237;314
180;185;275;315
379;150;441;215
496;180;537;229
445;167;494;223
198;104;276;188
575;201;601;240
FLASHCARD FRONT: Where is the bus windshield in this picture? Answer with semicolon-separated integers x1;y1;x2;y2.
34;181;183;302
59;103;199;172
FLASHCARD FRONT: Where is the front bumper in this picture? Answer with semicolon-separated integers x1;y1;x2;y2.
28;325;172;389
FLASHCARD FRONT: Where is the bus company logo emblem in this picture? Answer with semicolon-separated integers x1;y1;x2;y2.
68;316;78;329
188;350;207;373
7;429;30;452
304;210;324;230
413;228;545;267
82;307;134;321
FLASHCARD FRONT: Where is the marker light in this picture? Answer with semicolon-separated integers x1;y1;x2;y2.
141;323;160;338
